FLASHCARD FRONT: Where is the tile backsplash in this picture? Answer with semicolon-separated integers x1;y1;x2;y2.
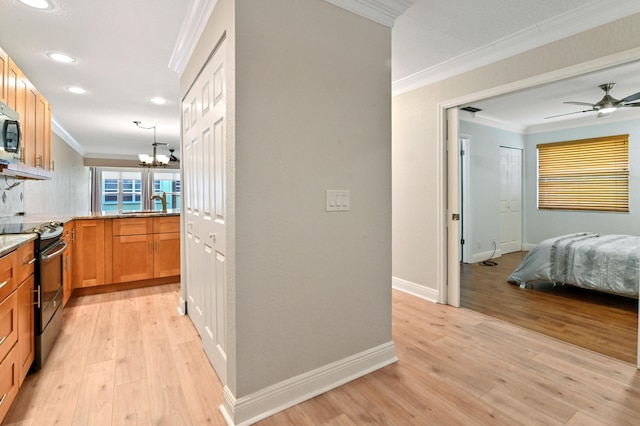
0;175;24;216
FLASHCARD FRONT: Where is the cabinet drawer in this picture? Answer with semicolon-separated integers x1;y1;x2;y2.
15;242;35;284
153;216;180;234
0;252;17;302
0;345;18;423
113;218;153;236
0;290;18;363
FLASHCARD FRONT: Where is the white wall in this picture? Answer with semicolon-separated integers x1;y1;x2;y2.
524;120;640;243
23;132;90;215
182;0;394;421
460;119;524;260
393;13;640;295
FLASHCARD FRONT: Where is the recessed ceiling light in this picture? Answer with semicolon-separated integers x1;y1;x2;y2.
67;86;87;94
149;97;167;105
19;0;51;9
48;52;75;63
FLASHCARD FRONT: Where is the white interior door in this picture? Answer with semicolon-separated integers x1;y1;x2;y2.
182;39;227;383
499;147;522;254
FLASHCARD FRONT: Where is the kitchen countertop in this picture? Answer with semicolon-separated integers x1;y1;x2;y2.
0;234;37;257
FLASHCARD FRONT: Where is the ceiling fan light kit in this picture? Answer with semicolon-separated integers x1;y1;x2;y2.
546;83;640;119
134;120;177;168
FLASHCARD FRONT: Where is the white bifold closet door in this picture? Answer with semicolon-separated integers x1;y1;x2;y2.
182;38;228;384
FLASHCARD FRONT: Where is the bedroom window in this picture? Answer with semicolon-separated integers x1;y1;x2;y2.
537;134;629;212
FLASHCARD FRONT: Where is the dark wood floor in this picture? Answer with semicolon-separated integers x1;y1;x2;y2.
461;251;638;364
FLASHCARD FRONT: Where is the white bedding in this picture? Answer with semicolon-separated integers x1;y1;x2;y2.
507;233;640;298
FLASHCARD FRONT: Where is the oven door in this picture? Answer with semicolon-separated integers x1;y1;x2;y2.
38;239;67;330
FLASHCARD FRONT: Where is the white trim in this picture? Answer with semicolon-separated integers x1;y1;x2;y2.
470;249;503;264
521;244;535;251
169;0;219;75
460;136;472;264
392;276;438;303
440;48;640;110
392;1;640;96
219;341;397;426
51;116;85;156
322;0;412;28
436;104;447;304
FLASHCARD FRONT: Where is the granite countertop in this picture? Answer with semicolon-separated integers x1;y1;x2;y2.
0;234;37;257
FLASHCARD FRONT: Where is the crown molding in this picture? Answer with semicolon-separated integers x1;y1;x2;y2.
169;0;219;75
393;0;640;96
51;116;86;156
322;0;413;27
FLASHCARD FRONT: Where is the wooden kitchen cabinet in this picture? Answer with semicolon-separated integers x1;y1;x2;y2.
73;219;106;288
153;217;180;278
112;217;179;283
0;47;7;104
112;217;155;283
62;221;74;306
15;242;35;386
0;240;34;423
1;45;52;179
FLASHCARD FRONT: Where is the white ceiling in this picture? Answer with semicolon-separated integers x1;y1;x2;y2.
1;0;640;162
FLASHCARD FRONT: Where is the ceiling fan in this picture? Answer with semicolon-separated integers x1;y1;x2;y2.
545;83;640;119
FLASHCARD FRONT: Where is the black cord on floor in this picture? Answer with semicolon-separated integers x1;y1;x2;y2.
480;241;498;266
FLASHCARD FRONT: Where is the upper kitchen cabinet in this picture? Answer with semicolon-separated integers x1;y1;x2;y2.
1;46;52;179
0;47;7;104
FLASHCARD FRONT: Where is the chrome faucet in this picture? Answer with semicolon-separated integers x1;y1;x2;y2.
151;191;167;213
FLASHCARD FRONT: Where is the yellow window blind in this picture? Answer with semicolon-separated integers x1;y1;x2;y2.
537;134;629;212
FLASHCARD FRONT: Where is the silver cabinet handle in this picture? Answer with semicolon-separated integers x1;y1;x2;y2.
0;279;8;289
0;335;6;346
34;286;40;308
0;393;6;407
27;257;36;265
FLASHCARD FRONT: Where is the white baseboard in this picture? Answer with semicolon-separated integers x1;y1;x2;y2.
219;341;398;425
471;249;503;264
176;296;186;315
521;243;535;251
392;276;439;302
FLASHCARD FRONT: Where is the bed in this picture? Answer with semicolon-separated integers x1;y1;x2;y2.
507;232;640;298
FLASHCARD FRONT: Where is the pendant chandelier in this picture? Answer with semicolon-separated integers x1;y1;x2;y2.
134;121;170;167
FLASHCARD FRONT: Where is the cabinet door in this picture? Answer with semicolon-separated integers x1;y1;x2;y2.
112;235;154;283
62;222;74;306
154;232;180;278
0;290;18;364
73;220;105;287
16;275;34;386
0;344;18;423
0;47;7;104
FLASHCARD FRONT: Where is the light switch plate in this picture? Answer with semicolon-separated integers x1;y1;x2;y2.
326;190;350;211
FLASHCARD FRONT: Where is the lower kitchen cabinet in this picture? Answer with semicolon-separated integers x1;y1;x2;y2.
111;216;180;283
0;240;35;423
62;221;74;306
72;219;106;288
16;275;34;386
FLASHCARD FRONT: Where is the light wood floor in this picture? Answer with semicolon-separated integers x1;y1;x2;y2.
461;251;639;364
4;284;640;425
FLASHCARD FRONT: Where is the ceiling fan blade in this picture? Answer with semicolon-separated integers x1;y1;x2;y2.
544;109;593;119
620;102;640;107
597;112;612;118
563;101;596;107
621;91;640;104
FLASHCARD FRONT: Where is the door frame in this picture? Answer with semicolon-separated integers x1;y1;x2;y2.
437;48;640;368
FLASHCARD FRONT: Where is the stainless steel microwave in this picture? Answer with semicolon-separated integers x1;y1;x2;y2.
0;100;21;165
